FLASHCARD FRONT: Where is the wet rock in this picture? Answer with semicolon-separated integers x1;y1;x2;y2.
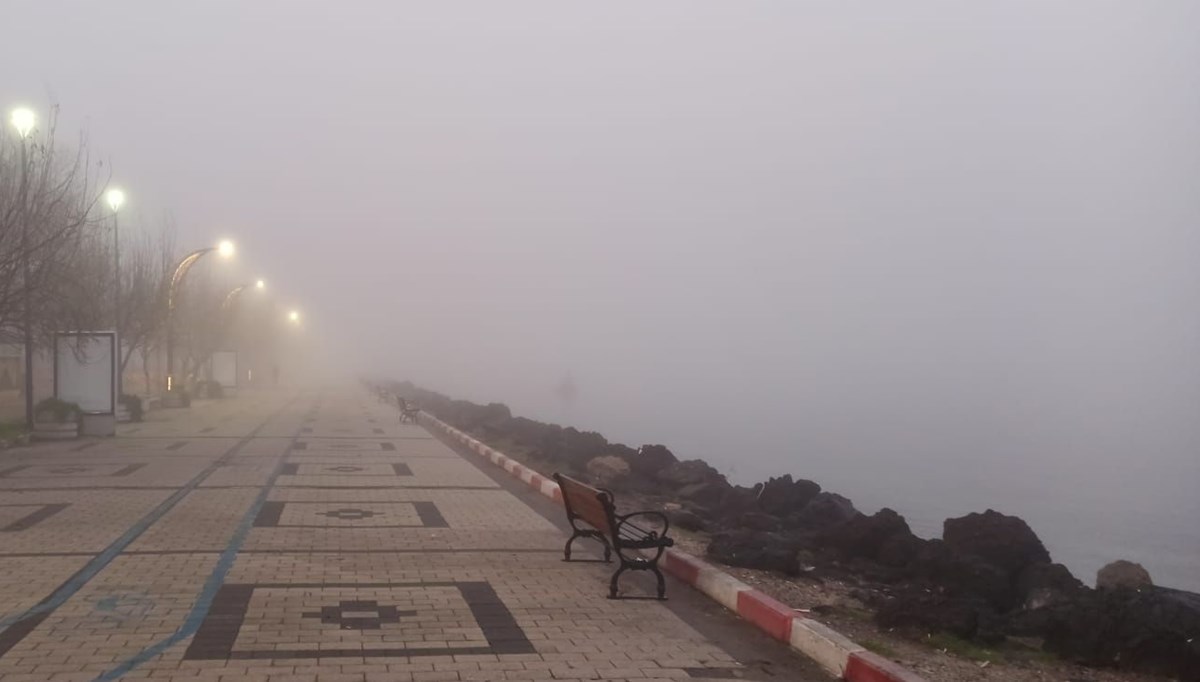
1036;586;1200;679
631;444;679;478
910;539;1016;610
707;530;801;575
667;508;707;532
876;592;1004;642
756;475;821;517
737;511;782;532
1016;562;1085;610
821;508;917;567
585;455;630;487
1096;560;1153;591
657;459;727;488
782;492;858;531
943;509;1050;577
677;481;730;509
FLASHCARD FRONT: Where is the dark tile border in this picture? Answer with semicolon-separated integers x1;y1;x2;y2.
184;581;533;661
251;500;448;528
0;503;69;532
276;463;413;477
0;463;146;479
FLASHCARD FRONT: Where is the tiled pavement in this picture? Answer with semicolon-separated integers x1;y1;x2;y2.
0;388;829;681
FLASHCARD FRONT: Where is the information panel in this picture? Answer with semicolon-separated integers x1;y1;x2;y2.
54;332;117;414
211;350;238;389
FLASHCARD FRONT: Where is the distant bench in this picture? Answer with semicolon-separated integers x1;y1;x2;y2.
553;473;674;599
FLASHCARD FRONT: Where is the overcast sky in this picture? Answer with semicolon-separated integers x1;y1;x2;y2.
3;1;1197;585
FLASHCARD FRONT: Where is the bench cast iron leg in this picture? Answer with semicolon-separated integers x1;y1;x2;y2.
564;531;611;562
608;564;628;599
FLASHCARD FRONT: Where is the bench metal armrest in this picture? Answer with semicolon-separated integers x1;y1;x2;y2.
616;511;670;540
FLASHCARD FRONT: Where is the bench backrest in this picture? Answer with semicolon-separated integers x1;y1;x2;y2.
554;474;617;537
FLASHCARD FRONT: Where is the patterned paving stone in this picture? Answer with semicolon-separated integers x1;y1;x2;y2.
0;388;826;682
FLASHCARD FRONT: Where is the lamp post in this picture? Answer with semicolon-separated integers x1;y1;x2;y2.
164;240;234;394
10;107;36;427
105;188;125;395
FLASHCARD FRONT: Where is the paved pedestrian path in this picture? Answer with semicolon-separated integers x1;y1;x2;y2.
0;388;828;681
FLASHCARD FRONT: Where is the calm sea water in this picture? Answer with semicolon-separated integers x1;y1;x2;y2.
529;400;1200;594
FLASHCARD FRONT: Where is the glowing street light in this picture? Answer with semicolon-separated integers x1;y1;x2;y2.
288;310;301;323
10;107;35;138
105;188;126;212
164;241;237;396
256;279;266;290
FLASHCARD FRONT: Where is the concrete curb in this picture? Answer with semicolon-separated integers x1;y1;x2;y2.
418;412;927;682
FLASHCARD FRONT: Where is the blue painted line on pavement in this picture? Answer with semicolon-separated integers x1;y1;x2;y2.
93;397;317;681
0;403;284;632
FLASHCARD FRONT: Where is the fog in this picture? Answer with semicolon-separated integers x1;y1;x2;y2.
3;1;1197;589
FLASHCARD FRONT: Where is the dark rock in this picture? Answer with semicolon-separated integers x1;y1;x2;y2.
1096;560;1153;591
657;459;727;488
756;475;821;517
584;455;630;488
821;508;917;567
1016;562;1085;610
737;512;782;532
783;492;858;531
667;509;707;532
631;444;679;478
910;539;1017;610
1035;586;1200;680
876;591;1003;642
943;509;1050;577
677;481;730;509
707;530;801;575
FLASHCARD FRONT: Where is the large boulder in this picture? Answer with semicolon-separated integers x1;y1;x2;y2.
1036;587;1200;679
666;508;707;532
656;459;727;488
910;539;1017;610
943;510;1050;577
1016;562;1085;610
783;492;859;532
630;444;679;478
821;508;919;567
585;455;631;488
756;475;821;517
707;530;801;575
1096;560;1153;591
876;592;1004;642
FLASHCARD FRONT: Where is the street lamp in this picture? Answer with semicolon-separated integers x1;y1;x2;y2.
255;279;265;290
288;310;301;323
105;188;126;395
163;241;235;395
10;107;36;427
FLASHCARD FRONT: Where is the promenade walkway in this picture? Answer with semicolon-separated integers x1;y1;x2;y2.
0;388;828;681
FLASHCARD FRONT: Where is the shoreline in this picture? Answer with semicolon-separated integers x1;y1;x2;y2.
381;379;1200;681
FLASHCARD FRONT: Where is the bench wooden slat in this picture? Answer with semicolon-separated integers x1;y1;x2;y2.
553;473;674;600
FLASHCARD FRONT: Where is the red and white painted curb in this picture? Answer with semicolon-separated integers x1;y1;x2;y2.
418;412;927;682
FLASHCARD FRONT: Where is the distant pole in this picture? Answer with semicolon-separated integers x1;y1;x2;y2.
19;135;33;428
106;189;126;395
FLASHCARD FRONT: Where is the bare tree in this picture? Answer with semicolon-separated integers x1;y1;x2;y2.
115;219;177;380
0;105;107;343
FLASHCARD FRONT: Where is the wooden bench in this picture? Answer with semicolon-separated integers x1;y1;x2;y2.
553;473;674;599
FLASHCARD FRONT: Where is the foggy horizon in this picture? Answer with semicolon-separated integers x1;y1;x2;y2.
3;0;1197;592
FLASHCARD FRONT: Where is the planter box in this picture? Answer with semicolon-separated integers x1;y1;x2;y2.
32;422;79;442
80;413;116;437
